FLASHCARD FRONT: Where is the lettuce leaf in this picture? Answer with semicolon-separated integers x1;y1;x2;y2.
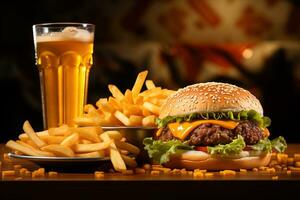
143;137;193;164
156;110;271;128
270;136;287;153
250;136;287;153
207;135;246;156
143;136;287;164
250;138;272;152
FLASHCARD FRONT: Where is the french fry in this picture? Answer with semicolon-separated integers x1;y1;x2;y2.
60;133;79;148
74;117;100;126
19;130;49;141
76;151;105;158
124;90;133;104
42;135;65;144
96;98;108;107
114;111;130;126
114;140;140;155
123;104;142;116
121;155;137;168
41;144;75;157
76;70;175;127
24;140;39;149
132;70;148;98
72;126;102;142
143;102;160;115
142;115;156;126
142;107;152;116
145;80;155;90
100;132;126;172
6;140;41;157
80;139;92;144
108;97;122;111
129;115;143;126
48;124;71;136
106;131;123;141
108;84;124;100
133;95;144;105
74;141;112;153
84;104;97;113
16;141;55;157
23;120;46;148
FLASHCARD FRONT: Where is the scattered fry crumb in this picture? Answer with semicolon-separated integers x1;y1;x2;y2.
19;168;28;176
150;170;160;176
38;168;45;173
287;170;292;175
172;169;181;175
240;169;247;173
193;171;204;178
194;169;207;173
2;170;15;177
259;166;267;171
14;177;23;180
204;172;214;177
180;168;187;175
294;154;300;162
151;164;163;168
272;176;279;180
252;168;258;172
295;162;300;167
48;171;58;177
266;168;276;173
277;153;288;164
94;171;104;178
220;170;236;176
25;171;31;177
289;167;300;171
187;171;193;176
32;169;45;178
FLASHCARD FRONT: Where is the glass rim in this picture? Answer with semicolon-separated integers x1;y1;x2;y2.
33;22;95;28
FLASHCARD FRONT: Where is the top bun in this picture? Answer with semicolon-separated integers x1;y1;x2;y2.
159;82;263;118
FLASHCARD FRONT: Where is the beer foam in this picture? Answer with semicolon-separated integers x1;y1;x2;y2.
36;27;94;42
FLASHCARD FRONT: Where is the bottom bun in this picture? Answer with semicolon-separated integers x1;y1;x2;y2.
164;151;272;170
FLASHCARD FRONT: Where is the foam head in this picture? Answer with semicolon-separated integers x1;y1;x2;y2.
36;26;94;43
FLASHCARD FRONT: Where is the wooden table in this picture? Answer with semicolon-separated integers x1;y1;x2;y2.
1;144;300;200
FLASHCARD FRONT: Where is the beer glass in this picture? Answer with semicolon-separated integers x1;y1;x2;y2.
33;23;95;128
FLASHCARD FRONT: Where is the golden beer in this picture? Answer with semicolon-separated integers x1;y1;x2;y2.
33;24;94;128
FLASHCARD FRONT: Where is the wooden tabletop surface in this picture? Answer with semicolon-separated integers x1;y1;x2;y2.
1;143;300;199
1;143;300;181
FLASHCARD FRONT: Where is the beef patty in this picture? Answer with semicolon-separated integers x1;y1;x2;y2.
156;120;264;146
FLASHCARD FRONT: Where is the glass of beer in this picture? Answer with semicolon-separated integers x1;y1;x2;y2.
33;23;95;128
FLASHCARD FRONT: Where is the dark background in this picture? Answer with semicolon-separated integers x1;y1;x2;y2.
1;0;300;143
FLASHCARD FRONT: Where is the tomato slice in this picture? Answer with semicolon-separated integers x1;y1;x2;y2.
195;146;208;152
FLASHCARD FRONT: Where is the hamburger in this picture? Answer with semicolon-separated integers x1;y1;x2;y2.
143;82;287;170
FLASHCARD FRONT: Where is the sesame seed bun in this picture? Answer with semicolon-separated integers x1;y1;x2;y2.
164;151;271;170
159;82;263;119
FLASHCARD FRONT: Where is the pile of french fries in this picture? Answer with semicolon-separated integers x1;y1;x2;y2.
75;70;175;127
6;121;140;172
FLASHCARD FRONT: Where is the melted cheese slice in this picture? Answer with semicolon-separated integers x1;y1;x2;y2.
156;120;239;140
